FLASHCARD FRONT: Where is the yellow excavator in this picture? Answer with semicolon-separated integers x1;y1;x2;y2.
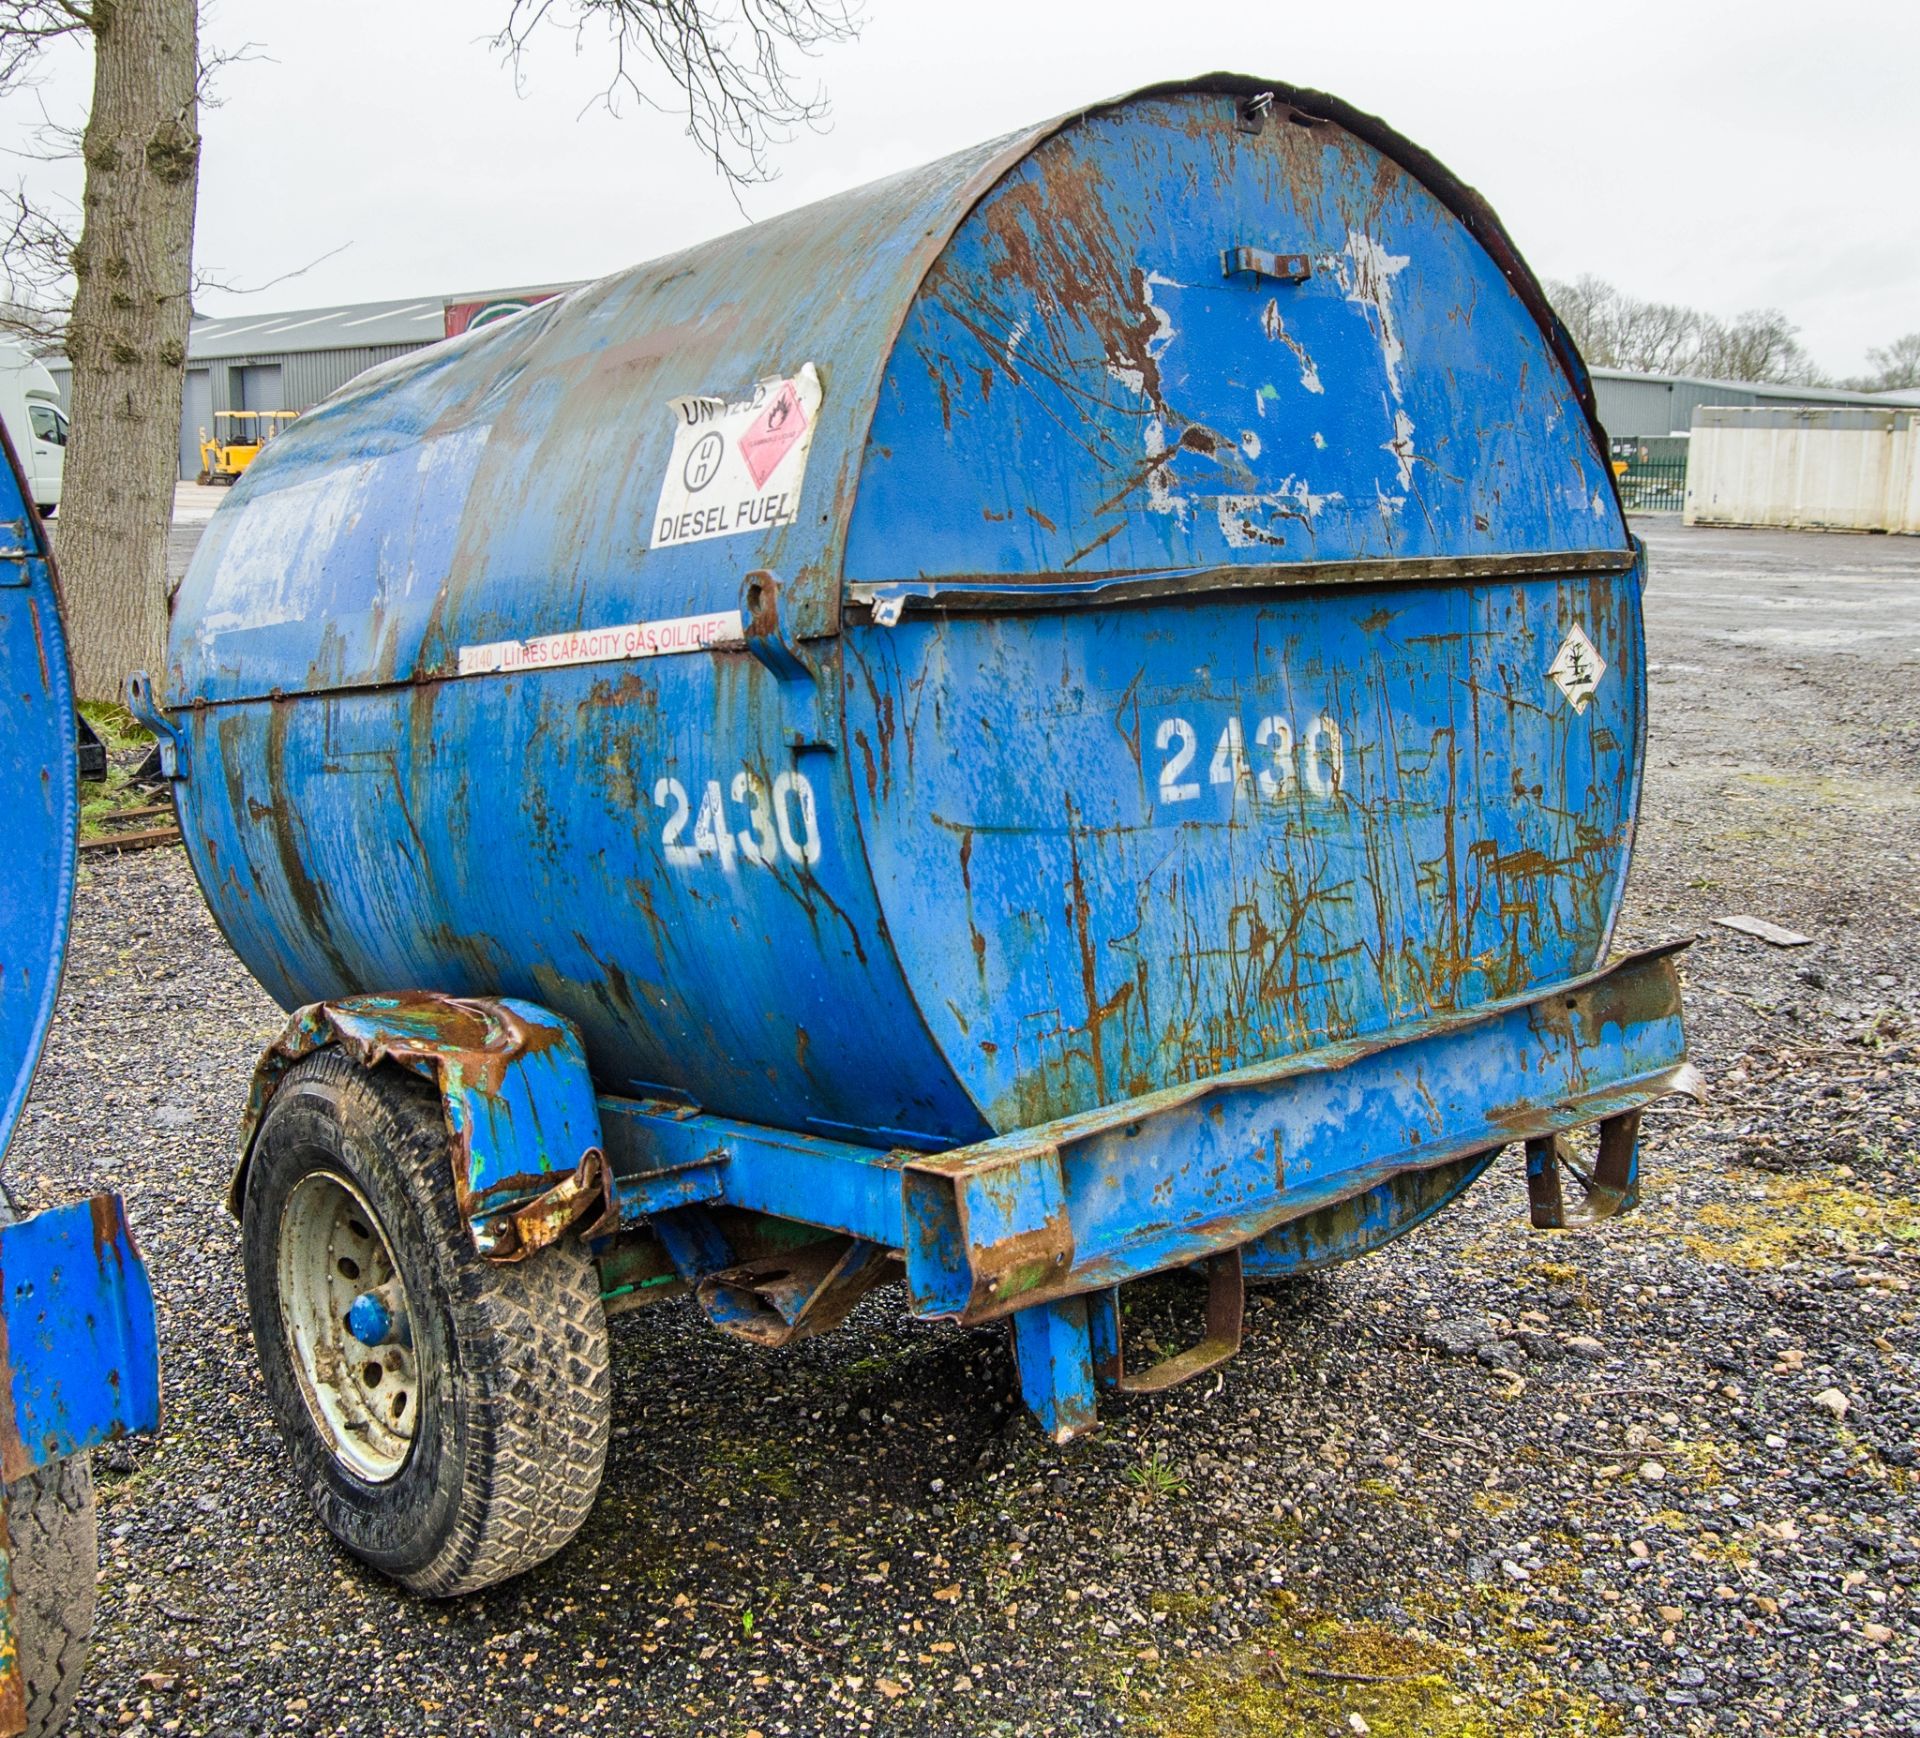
198;409;298;485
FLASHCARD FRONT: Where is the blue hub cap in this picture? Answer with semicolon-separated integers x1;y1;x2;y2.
346;1289;397;1347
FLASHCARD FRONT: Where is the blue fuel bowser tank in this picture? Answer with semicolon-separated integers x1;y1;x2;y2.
0;429;160;1732
147;76;1692;1596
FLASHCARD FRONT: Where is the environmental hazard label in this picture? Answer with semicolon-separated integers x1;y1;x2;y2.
651;364;821;550
1546;622;1607;714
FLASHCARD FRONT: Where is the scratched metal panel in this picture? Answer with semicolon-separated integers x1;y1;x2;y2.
165;117;1054;1146
844;569;1644;1130
0;427;74;1161
179;658;992;1147
843;91;1625;584
0;1195;161;1482
168;131;1030;705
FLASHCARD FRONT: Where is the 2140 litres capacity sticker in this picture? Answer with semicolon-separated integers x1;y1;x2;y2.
651;364;822;550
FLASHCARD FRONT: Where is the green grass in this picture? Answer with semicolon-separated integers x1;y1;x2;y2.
77;702;167;843
1123;1449;1189;1501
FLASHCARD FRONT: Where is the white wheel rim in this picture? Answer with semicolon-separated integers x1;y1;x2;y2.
278;1170;420;1483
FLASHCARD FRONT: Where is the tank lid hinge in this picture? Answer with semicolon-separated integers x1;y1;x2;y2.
125;671;187;780
740;570;837;751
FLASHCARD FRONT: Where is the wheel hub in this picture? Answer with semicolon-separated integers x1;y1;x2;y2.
277;1170;419;1482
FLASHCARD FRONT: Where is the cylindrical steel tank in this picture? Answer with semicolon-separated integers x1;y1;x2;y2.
166;76;1639;1154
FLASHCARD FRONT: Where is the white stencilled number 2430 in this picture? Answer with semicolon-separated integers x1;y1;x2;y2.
654;768;822;870
1154;712;1345;807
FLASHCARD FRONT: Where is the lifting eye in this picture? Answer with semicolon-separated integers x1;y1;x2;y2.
1237;91;1274;133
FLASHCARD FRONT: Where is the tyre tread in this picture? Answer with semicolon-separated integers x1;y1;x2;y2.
248;1050;609;1597
7;1455;96;1738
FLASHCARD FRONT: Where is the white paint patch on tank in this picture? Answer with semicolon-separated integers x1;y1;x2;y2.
1374;480;1406;521
1215;495;1267;548
1382;408;1417;489
417;421;491;481
1214;476;1342;547
1277;475;1339;519
1141;415;1189;526
1241;430;1262;460
197;426;491;643
1259;297;1324;395
1106;271;1182;400
196;462;376;639
1323;232;1411;401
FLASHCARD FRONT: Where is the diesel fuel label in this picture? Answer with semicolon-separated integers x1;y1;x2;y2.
650;364;822;550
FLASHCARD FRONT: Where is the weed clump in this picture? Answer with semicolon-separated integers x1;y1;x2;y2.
1148;1594;1623;1738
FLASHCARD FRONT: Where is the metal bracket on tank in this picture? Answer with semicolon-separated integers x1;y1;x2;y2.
741;568;840;745
125;670;186;779
1222;246;1312;285
741;570;837;751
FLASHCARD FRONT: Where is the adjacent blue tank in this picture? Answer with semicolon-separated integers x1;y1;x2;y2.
165;75;1640;1155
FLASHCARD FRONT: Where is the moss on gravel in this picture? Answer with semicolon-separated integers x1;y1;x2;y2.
1142;1592;1623;1737
1674;1174;1920;1269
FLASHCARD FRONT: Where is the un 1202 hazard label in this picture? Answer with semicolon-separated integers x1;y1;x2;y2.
651;364;821;550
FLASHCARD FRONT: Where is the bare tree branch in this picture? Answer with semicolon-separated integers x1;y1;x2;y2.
0;0;91;89
1548;274;1828;386
1844;332;1920;394
193;239;351;301
0;179;76;342
492;0;861;186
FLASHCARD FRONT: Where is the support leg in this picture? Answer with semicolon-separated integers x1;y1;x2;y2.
1587;1110;1643;1219
1527;1110;1644;1229
1010;1295;1099;1444
1087;1288;1123;1390
1525;1135;1568;1229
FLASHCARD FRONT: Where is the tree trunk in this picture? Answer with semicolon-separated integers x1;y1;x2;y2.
59;0;198;704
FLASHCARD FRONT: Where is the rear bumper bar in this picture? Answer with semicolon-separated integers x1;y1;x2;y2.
602;943;1695;1322
899;942;1693;1320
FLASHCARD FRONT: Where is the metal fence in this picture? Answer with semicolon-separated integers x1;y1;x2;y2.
1610;439;1688;514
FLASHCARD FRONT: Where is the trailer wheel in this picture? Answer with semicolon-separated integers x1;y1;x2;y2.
6;1454;97;1738
0;1189;98;1737
241;1050;609;1596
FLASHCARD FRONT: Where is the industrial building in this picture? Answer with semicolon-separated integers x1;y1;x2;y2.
1590;367;1918;442
45;285;574;480
43;289;1920;484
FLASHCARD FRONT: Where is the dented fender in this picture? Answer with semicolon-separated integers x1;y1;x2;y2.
230;993;607;1260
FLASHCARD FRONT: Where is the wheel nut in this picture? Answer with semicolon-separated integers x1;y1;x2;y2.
346;1284;409;1348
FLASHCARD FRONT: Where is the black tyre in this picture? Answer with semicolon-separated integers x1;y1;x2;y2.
241;1050;610;1595
5;1455;96;1738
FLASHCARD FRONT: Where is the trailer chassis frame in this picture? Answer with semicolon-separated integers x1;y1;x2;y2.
603;942;1696;1438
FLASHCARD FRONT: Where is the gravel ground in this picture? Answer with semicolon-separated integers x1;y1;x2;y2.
6;517;1918;1738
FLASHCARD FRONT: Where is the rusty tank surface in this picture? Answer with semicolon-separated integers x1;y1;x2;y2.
140;76;1692;1595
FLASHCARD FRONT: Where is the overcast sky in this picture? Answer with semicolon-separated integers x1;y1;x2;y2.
3;0;1914;375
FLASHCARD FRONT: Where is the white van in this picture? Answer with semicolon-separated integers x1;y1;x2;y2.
0;340;67;515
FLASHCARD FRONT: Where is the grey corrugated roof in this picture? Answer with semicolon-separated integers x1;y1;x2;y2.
186;296;450;359
1591;366;1920;408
